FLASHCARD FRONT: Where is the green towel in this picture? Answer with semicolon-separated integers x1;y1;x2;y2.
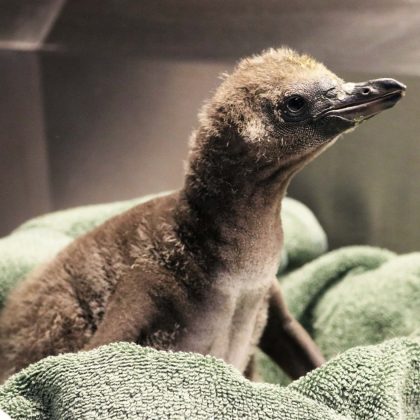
282;247;420;358
0;338;418;419
1;194;419;419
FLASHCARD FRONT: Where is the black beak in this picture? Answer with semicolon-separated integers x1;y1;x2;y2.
323;78;406;122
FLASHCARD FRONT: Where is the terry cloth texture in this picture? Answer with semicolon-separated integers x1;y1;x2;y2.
0;194;419;419
0;338;419;419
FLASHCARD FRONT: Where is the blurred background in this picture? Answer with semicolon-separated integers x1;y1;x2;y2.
0;0;419;252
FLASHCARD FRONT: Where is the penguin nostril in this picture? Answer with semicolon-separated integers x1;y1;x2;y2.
361;87;371;96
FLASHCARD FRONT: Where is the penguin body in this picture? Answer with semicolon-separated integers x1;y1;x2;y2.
0;48;405;382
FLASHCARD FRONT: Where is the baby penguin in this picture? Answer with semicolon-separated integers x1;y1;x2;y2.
0;48;405;382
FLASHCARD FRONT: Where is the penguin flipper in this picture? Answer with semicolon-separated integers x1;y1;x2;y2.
259;281;325;379
84;269;158;350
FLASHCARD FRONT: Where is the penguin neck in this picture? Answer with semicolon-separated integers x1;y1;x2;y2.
176;126;301;272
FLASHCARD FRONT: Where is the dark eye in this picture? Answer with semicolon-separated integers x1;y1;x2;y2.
285;95;307;113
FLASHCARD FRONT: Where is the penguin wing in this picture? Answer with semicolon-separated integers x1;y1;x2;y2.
84;268;159;350
259;280;324;379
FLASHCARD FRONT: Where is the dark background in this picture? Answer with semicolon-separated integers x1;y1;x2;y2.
0;0;419;252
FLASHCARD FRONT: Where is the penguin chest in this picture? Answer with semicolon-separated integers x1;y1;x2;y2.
175;270;274;373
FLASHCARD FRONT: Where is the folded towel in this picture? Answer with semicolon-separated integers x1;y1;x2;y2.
0;337;418;419
283;246;420;355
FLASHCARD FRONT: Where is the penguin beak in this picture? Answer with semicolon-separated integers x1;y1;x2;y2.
322;78;406;122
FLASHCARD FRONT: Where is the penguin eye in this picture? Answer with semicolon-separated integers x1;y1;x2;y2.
285;95;307;114
276;94;309;122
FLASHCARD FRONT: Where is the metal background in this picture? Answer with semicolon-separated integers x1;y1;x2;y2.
0;0;419;252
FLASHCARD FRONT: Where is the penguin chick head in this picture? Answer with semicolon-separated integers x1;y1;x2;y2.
199;48;406;169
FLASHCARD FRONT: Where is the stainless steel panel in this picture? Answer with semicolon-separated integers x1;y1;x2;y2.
0;1;418;252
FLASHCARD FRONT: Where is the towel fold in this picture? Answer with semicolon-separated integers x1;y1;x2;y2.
0;338;418;419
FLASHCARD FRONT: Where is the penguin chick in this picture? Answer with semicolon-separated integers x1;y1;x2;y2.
0;48;405;382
